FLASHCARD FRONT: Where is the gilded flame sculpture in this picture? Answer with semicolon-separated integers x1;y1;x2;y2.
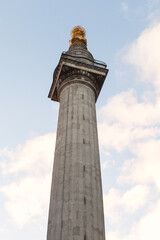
69;26;87;46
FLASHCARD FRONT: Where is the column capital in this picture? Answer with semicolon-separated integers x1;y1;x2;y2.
48;52;108;102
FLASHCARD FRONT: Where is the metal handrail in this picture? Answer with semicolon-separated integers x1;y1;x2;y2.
61;52;107;69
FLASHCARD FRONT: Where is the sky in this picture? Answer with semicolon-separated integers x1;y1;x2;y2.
1;0;160;239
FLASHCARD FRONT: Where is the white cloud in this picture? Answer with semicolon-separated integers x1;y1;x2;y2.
100;22;160;239
102;160;112;170
125;22;160;92
104;190;121;224
119;139;160;190
1;176;50;227
98;90;160;127
121;185;149;212
0;133;55;175
0;133;56;227
129;199;160;240
121;2;128;12
104;185;149;224
98;90;160;152
98;23;160;191
107;231;119;240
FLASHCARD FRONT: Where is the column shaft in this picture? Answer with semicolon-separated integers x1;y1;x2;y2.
47;80;105;240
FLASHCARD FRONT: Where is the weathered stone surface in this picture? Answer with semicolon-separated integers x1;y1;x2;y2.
47;42;108;240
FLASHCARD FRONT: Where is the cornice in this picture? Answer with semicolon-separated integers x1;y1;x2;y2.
48;55;108;102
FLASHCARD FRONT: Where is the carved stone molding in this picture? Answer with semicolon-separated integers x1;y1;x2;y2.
48;51;108;102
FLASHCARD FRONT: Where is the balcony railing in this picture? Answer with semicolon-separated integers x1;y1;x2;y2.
61;52;107;69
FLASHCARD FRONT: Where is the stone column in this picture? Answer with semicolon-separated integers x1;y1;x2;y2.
47;26;108;240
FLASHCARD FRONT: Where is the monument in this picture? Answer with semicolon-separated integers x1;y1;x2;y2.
47;26;108;240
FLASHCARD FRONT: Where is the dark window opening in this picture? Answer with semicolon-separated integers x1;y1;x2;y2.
83;165;85;177
83;216;86;227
